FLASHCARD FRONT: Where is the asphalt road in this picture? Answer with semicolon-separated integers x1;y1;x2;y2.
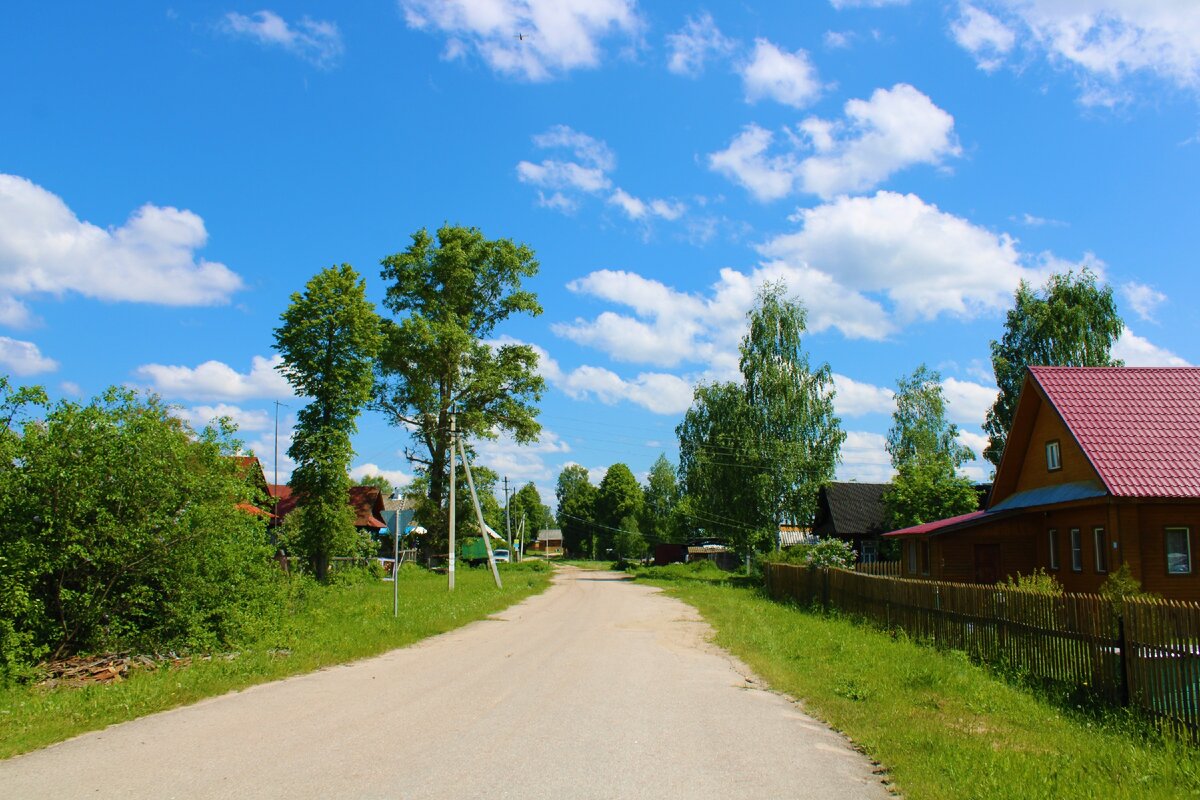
0;567;890;799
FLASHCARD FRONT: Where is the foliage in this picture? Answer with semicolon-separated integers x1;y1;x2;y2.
998;568;1064;596
640;453;683;545
556;464;598;557
0;567;552;757
355;473;394;497
0;382;283;674
883;364;979;530
763;538;856;569
678;283;844;556
274;264;383;580
596;463;643;557
1099;564;1159;609
984;269;1123;467
506;481;552;542
373;224;545;546
612;515;648;565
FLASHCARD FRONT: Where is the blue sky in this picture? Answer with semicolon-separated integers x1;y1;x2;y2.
2;1;1198;510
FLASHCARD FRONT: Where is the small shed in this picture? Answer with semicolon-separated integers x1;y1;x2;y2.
533;529;564;556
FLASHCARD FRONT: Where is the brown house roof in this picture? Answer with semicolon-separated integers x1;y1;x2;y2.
812;482;888;538
267;484;387;530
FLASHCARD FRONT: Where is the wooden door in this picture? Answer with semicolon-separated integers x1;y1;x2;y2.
974;543;1001;584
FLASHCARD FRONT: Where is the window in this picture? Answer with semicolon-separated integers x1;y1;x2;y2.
1046;440;1062;471
861;540;878;564
1070;528;1082;572
920;541;931;576
1094;527;1108;573
1048;529;1059;571
1166;528;1192;575
908;540;918;574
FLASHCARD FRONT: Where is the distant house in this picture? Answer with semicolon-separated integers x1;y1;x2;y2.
532;529;564;557
811;482;889;562
230;455;272;520
886;367;1200;602
268;484;388;535
778;525;814;548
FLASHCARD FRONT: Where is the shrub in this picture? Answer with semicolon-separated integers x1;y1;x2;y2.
763;538;856;569
998;568;1064;595
1099;563;1159;610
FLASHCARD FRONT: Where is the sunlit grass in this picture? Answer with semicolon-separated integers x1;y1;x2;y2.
0;564;551;758
635;569;1200;800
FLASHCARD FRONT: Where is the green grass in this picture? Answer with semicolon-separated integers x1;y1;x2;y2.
558;559;613;570
633;567;1200;800
0;564;551;759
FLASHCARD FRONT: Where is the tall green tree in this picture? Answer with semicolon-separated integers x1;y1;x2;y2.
596;463;644;558
677;283;844;556
355;473;395;497
373;225;545;547
984;269;1123;467
274;264;383;580
556;464;597;557
883;365;979;530
507;481;552;539
641;453;682;545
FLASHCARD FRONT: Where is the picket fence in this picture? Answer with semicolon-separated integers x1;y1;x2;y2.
764;563;1200;737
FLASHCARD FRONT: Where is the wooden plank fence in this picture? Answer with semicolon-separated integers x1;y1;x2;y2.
854;560;901;577
765;563;1200;737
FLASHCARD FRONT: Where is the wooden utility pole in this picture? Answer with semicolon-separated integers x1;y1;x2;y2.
448;412;456;591
459;438;502;589
503;476;513;561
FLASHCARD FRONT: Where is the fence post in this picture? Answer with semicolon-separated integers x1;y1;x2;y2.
822;567;831;611
1117;611;1131;707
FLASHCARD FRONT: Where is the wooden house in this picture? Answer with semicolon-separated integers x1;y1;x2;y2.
268;484;388;534
886;367;1200;601
811;482;889;562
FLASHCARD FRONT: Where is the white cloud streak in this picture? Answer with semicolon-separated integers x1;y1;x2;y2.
740;38;823;108
666;12;735;77
0;336;58;376
136;354;294;402
222;10;344;67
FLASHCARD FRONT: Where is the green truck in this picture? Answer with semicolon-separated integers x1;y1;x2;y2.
458;537;510;566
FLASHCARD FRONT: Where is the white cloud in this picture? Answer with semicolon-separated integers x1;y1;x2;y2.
951;4;1016;72
350;463;414;491
666;12;735;76
957;430;990;460
0;336;57;376
60;381;82;396
740;38;823;108
399;0;642;81
707;124;799;202
0;174;243;323
958;1;1200;96
759;191;1049;337
136;354;294;401
709;84;959;201
558;365;695;415
221;10;344;68
175;403;273;433
608;188;686;221
832;373;894;416
836;430;893;483
796;83;960;198
942;377;996;428
1121;281;1167;322
518;159;612;193
474;428;571;484
1113;328;1190;366
824;31;855;49
1015;212;1066;227
533;124;616;170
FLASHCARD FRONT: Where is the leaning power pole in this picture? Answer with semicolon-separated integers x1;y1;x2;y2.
503;476;512;559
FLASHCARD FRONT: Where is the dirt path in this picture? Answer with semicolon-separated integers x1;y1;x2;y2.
0;567;889;799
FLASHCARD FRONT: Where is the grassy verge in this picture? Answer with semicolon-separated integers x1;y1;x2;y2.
634;564;1199;800
558;559;612;570
0;563;551;759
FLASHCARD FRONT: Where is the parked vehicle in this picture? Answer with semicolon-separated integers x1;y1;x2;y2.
493;549;511;563
459;537;509;566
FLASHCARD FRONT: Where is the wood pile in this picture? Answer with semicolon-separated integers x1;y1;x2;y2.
36;652;238;688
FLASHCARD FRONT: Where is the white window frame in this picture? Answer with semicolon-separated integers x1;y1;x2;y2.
1166;527;1192;575
1046;440;1062;471
1070;528;1082;572
1048;529;1059;571
1094;527;1108;573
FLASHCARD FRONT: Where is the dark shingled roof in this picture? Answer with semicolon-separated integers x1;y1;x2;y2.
812;482;888;538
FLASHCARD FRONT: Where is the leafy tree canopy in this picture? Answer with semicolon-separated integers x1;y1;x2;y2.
556;464;598;557
984;269;1122;467
640;453;683;545
355;473;395;497
374;225;545;543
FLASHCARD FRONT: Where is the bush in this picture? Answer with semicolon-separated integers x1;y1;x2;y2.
1099;563;1159;610
998;568;1064;595
763;538;856;569
0;382;284;677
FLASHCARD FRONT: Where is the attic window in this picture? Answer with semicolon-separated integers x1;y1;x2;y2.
1046;440;1061;471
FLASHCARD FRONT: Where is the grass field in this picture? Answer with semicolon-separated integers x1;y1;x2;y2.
0;563;551;759
634;563;1200;800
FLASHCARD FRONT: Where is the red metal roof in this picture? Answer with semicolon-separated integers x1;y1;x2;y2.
1030;366;1200;498
883;510;987;538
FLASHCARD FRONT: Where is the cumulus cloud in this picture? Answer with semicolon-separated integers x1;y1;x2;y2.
740;38;823;108
951;3;1016;72
836;430;894;483
1113;328;1190;366
708;84;959;201
0;336;57;376
759;191;1049;336
942;377;997;428
174;403;273;433
474;428;571;484
666;12;735;76
136;354;294;402
221;10;343;67
953;1;1200;98
1121;281;1167;322
399;0;642;81
350;463;414;491
832;373;894;416
0;174;243;324
557;365;695;415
